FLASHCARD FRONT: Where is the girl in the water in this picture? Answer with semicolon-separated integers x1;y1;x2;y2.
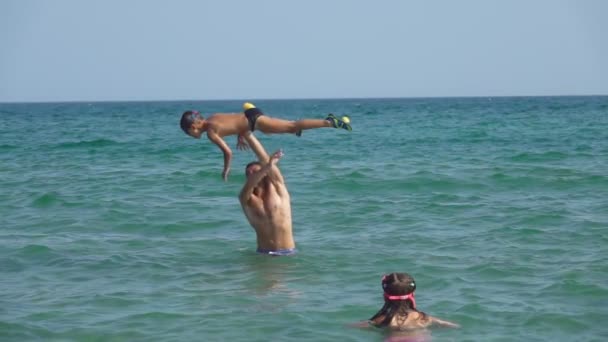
366;272;459;330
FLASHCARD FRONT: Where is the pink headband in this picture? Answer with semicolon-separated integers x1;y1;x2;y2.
383;292;416;306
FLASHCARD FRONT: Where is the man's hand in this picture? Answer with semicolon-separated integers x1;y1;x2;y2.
237;134;249;151
270;149;284;164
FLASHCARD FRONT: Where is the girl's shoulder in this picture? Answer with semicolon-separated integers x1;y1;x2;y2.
396;311;432;329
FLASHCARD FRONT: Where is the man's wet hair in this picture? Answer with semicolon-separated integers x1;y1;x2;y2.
246;161;262;171
180;110;196;134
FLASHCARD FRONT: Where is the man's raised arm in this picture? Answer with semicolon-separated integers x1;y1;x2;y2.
239;150;284;203
242;132;269;164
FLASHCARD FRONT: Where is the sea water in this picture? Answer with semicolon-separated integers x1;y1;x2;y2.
1;96;607;341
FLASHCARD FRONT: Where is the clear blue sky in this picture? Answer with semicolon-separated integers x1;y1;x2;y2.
1;0;607;102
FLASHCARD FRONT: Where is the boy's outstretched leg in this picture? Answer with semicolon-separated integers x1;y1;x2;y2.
244;102;352;134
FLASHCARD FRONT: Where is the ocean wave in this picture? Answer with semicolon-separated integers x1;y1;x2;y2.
31;192;61;207
488;170;608;190
12;244;58;261
0;144;18;150
55;139;120;149
509;151;569;162
0;321;52;341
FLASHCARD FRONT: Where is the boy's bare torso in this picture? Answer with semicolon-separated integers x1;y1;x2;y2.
207;113;249;137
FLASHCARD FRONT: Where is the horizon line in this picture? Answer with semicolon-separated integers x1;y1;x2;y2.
1;93;606;105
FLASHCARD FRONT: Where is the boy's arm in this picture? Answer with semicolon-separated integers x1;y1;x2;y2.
239;151;282;203
207;131;233;181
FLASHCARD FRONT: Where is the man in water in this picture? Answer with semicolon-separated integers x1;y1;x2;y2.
239;131;295;256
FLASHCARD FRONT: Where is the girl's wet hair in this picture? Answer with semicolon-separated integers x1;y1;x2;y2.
383;272;416;297
369;272;426;328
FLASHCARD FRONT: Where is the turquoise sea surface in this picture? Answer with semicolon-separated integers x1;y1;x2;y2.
1;96;608;341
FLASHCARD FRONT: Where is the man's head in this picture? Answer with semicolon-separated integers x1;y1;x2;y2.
245;161;262;178
180;110;204;138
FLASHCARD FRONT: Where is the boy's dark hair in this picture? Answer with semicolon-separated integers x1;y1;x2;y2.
180;110;195;134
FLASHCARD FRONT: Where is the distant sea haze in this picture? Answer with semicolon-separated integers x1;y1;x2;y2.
1;96;607;341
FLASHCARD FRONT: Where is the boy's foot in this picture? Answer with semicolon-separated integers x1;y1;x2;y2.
326;113;352;131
